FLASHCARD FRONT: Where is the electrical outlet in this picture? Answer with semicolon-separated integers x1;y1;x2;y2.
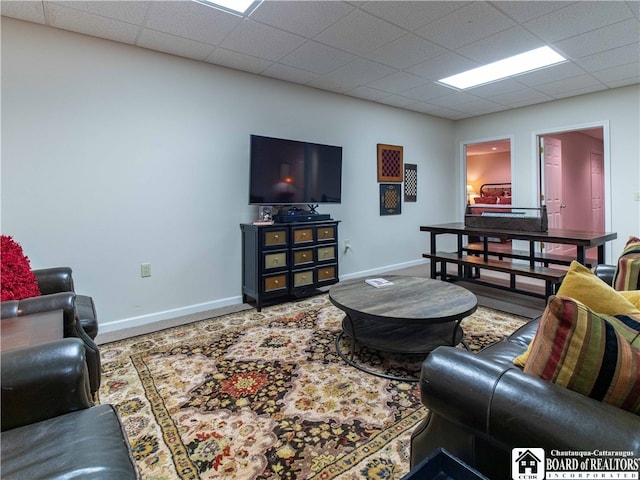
634;192;640;201
141;263;151;277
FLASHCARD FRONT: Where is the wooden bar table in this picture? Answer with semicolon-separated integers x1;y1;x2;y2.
420;223;617;298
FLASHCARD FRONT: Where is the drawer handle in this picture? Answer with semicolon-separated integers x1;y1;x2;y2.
324;230;328;235
273;258;279;263
274;280;279;284
274;234;279;239
302;253;307;258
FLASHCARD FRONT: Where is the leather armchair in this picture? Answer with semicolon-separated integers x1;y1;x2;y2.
33;267;98;339
0;292;101;394
1;339;139;479
410;265;640;478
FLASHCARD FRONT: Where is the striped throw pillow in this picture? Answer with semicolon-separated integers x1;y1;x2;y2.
613;236;640;291
524;295;640;414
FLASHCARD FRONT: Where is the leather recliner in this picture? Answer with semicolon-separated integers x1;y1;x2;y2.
0;291;101;394
1;338;139;479
0;266;101;393
34;266;99;339
410;264;640;478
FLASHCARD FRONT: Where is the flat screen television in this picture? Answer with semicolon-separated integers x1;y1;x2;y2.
249;135;342;205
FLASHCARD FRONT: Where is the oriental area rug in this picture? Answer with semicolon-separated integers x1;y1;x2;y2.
98;295;528;479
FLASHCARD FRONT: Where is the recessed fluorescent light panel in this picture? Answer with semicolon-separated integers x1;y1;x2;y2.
439;46;566;90
194;0;261;16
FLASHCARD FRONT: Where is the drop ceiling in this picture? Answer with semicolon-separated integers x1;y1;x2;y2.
2;1;639;120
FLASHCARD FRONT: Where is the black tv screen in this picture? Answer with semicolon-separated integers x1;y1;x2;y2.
249;135;342;205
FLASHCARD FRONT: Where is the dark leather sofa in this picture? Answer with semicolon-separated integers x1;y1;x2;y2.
0;267;101;394
1;338;139;479
410;265;640;478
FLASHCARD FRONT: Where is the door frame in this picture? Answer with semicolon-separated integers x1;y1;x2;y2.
460;134;514;213
533;120;612;261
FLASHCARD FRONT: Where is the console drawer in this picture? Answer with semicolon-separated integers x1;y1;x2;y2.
293;228;314;245
293;270;314;287
263;274;287;293
264;252;287;270
316;226;335;241
293;249;314;266
317;245;336;262
317;265;337;283
264;230;287;247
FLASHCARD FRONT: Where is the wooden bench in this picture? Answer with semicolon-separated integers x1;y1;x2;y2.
423;251;566;299
464;244;594;268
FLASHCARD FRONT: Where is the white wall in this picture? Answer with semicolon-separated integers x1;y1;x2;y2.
1;18;454;332
455;85;640;259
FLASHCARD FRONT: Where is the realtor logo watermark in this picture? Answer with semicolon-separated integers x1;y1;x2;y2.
512;448;639;480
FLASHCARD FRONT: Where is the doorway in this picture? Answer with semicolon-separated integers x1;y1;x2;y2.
465;138;512;206
538;126;606;260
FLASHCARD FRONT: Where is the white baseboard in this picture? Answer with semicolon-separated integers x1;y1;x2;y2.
339;258;429;280
98;294;244;334
98;258;429;338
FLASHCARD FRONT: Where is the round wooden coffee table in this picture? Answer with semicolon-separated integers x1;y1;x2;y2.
329;275;477;381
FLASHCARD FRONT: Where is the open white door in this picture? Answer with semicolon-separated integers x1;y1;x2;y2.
542;136;569;254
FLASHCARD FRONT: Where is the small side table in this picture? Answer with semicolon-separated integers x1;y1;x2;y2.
402;448;488;480
1;310;63;352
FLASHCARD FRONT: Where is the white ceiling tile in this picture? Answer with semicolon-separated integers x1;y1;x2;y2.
376;94;419;108
605;76;640;89
319;57;396;84
492;88;554;108
556;19;640;59
145;2;240;46
591;62;640;84
221;19;307;61
407;52;478;81
407;102;465;119
137;29;214;61
574;44;640;72
401;82;456;101
249;1;355;38
415;2;515;49
514;62;588;87
314;9;406;55
489;1;573;23
427;90;479;108
262;63;319;84
523;1;636;43
366;34;447;69
45;3;140;44
452;98;510;115
535;74;604;96
627;0;640;17
205;47;273;74
466;78;528;97
455;26;542;64
50;1;149;24
307;58;395;92
1;1;46;23
360;1;466;31
551;84;608;99
345;85;389;101
367;71;427;94
279;41;355;74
